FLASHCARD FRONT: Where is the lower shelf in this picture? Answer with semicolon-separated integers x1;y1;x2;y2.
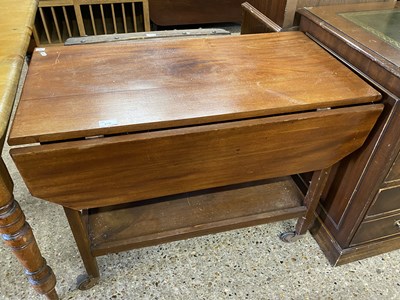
88;176;305;256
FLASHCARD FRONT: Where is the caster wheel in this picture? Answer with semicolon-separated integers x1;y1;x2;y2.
77;274;100;290
279;231;302;243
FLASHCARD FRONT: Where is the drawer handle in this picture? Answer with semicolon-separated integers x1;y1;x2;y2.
395;220;400;229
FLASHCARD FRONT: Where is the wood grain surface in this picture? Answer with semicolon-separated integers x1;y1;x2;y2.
88;177;306;255
9;32;381;145
303;2;399;68
0;0;38;141
10;105;382;210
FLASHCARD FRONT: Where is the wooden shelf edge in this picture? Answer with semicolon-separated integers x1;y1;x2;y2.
91;206;305;256
88;177;305;256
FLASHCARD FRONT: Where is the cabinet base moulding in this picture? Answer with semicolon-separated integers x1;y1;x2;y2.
311;216;400;266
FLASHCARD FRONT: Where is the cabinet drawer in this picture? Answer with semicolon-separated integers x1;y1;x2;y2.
368;186;400;217
351;213;400;246
386;152;400;183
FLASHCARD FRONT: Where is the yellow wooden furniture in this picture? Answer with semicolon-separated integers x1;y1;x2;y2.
0;0;58;299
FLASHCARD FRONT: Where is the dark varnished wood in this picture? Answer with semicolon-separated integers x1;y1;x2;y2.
385;153;400;185
300;2;399;95
299;2;400;265
241;2;283;34
10;106;382;210
149;0;245;26
88;177;305;256
367;186;400;218
316;94;400;260
9;32;380;145
302;3;399;67
295;168;331;235
243;0;293;28
351;212;400;246
311;216;400;266
8;31;383;284
148;0;387;27
149;0;296;26
63;208;99;289
316;99;397;228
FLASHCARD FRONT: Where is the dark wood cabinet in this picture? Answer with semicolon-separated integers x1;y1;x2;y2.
148;0;392;27
299;2;400;265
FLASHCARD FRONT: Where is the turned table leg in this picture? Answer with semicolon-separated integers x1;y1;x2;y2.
0;159;58;299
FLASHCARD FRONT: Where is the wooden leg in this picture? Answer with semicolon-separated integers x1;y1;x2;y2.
63;207;100;290
0;159;58;299
280;167;331;242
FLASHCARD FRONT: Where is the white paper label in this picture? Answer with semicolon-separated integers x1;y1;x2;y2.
99;119;118;127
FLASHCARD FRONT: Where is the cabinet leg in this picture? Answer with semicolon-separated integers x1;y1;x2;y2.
0;159;58;299
280;168;331;242
63;207;100;290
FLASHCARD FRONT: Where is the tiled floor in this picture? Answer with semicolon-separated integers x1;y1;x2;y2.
1;26;400;300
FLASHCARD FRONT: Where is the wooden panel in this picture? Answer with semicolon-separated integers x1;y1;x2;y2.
367;186;400;217
89;177;305;256
10;106;382;210
148;0;388;27
240;0;298;32
351;213;400;246
316;99;397;228
9;32;381;145
386;152;400;183
149;0;245;26
241;2;283;34
244;0;291;27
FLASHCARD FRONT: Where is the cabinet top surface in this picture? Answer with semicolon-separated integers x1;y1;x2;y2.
302;2;400;69
9;32;380;145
